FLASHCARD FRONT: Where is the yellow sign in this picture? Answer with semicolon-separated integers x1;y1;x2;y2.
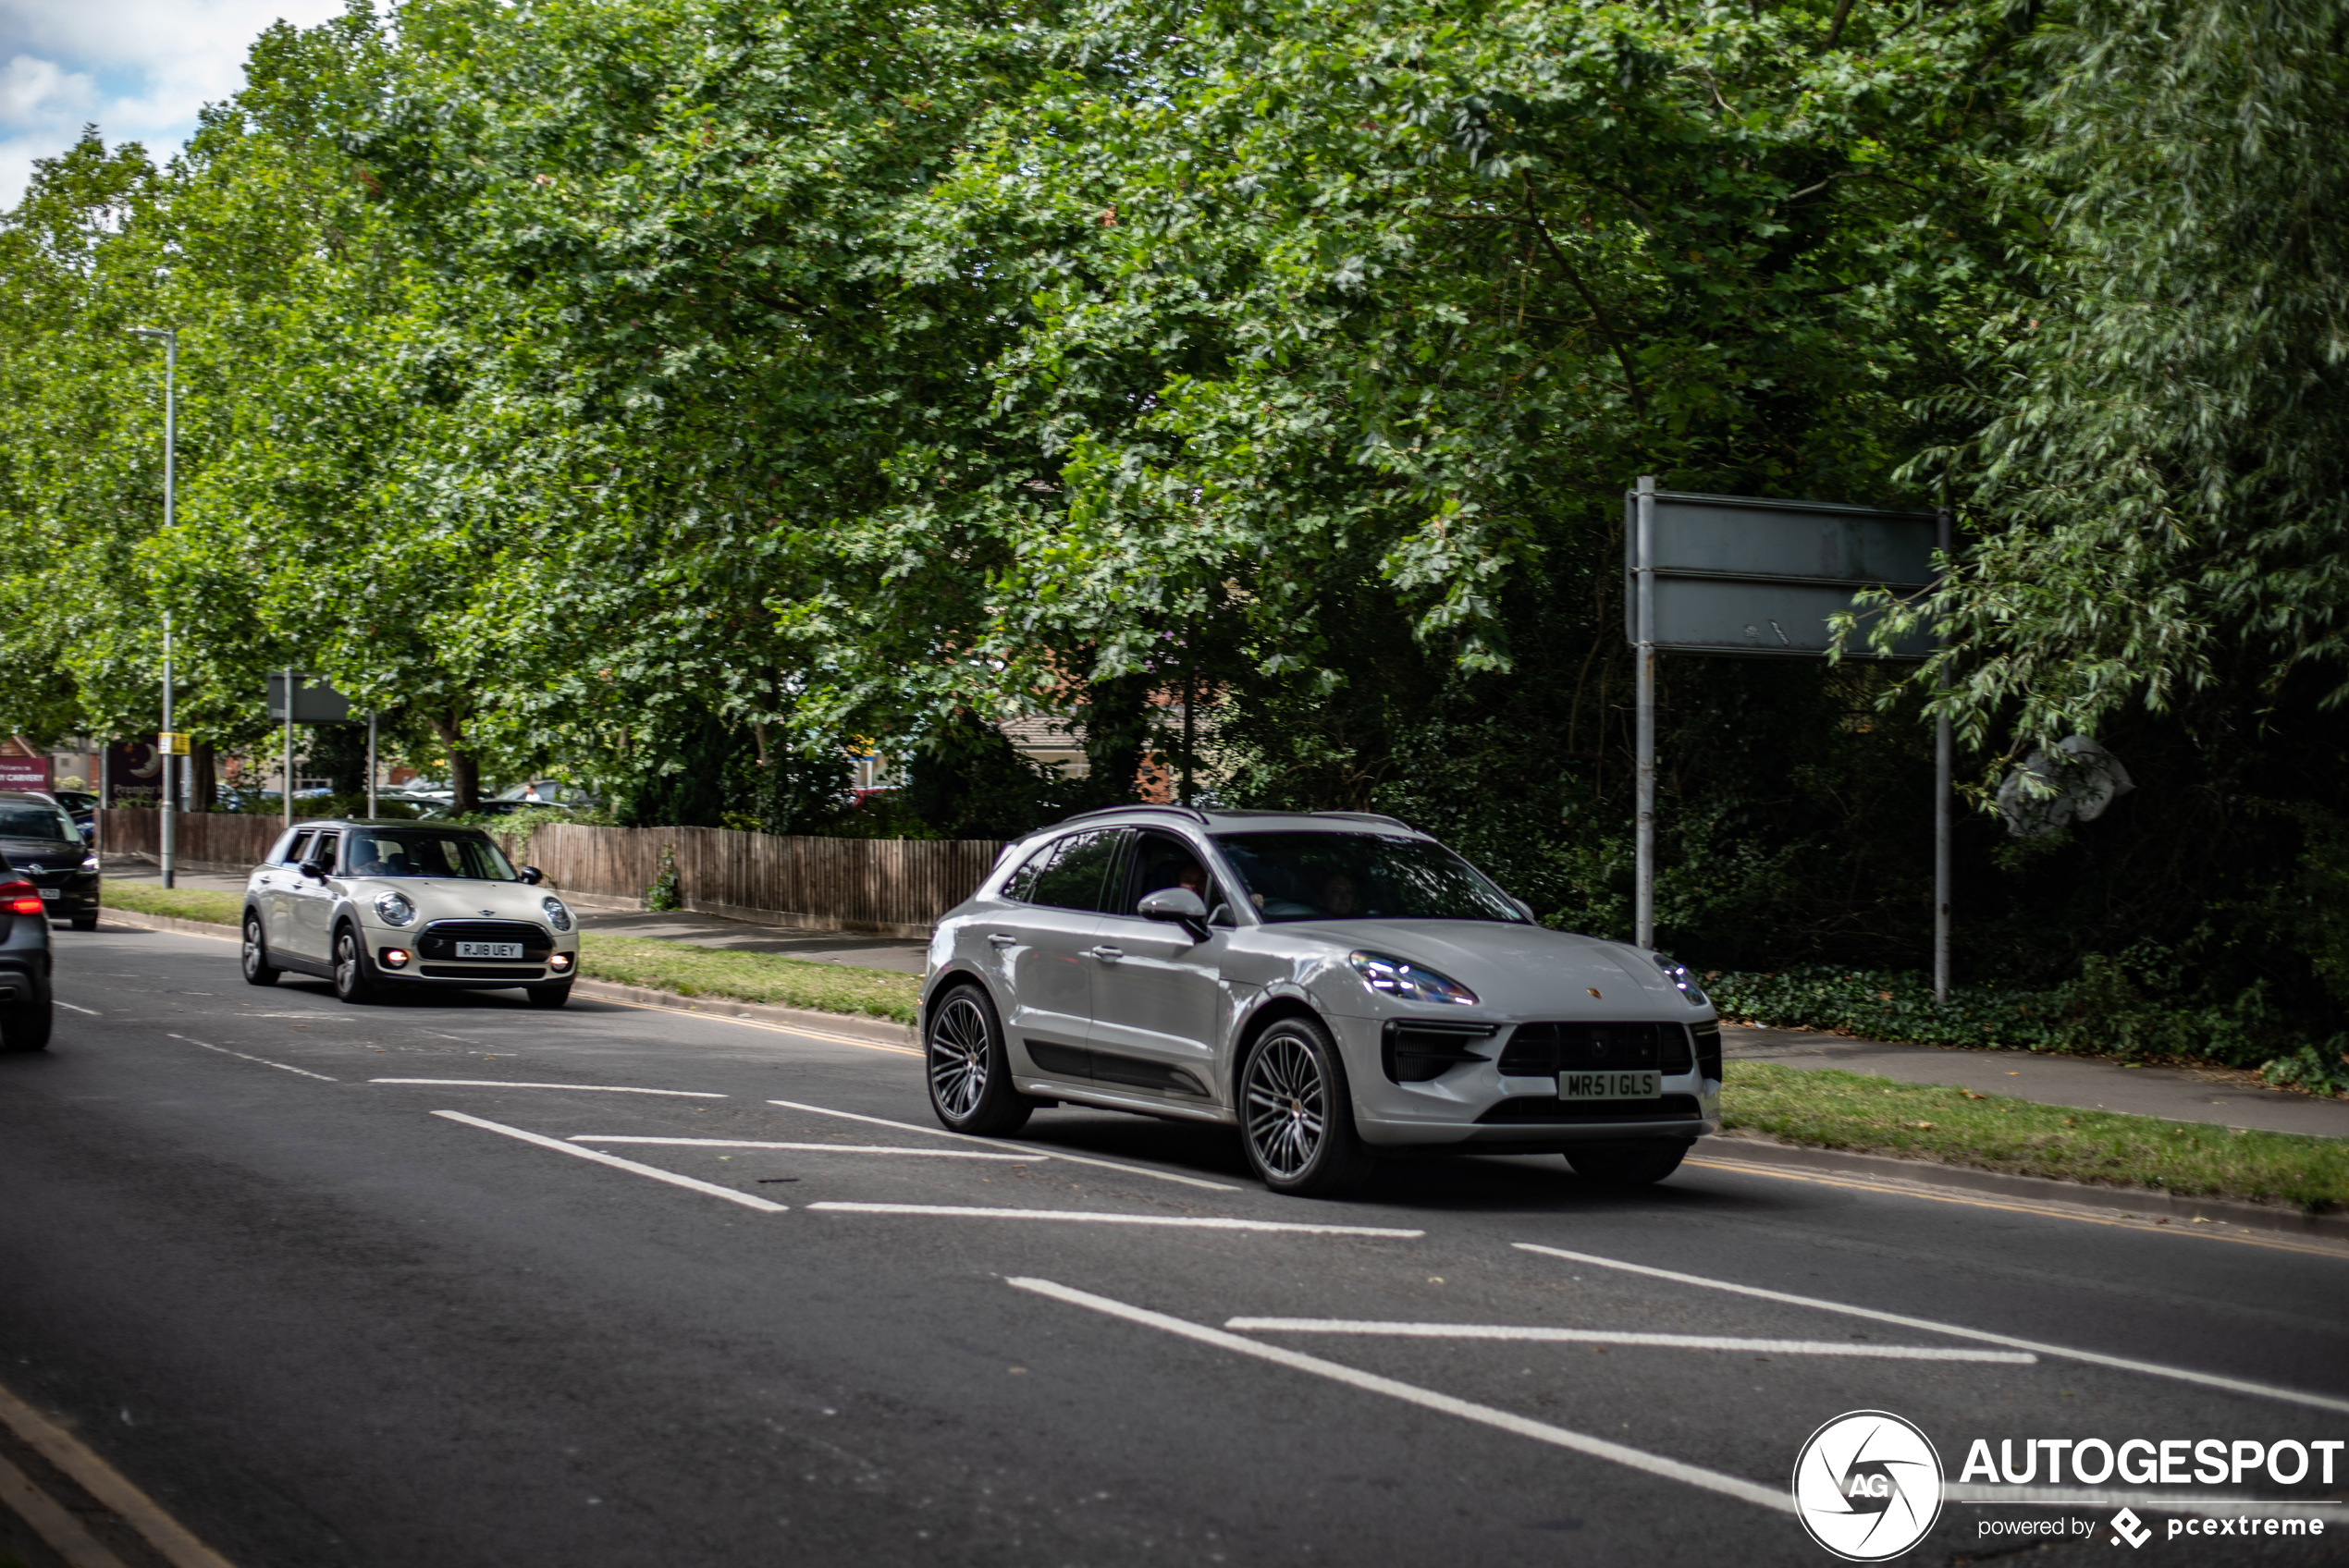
157;731;191;754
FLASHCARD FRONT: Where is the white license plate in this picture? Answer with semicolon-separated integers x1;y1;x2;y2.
1558;1071;1660;1100
456;941;523;959
36;888;57;900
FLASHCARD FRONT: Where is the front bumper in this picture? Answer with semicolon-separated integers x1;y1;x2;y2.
360;919;576;988
1331;1011;1721;1150
22;868;98;919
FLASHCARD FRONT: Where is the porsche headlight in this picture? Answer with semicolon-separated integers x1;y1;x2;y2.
541;895;573;932
1651;952;1709;1006
374;890;417;927
1348;950;1478;1007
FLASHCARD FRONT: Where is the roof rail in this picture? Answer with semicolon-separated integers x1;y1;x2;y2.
1316;811;1418;831
1047;803;1211;829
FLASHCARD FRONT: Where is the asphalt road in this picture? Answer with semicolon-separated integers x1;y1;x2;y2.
4;925;2346;1568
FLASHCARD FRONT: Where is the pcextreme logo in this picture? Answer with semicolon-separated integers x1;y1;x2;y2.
1792;1410;1945;1562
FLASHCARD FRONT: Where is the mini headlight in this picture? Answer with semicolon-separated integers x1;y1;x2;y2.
1347;950;1478;1007
374;890;416;927
541;896;572;932
1650;952;1709;1006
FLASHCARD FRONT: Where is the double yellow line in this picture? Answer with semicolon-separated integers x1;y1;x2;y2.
0;1381;238;1568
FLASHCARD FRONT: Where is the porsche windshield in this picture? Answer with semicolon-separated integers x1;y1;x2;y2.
1211;831;1526;924
345;830;519;881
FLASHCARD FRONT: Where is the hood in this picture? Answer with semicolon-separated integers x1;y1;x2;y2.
350;876;571;929
1291;919;1699;1020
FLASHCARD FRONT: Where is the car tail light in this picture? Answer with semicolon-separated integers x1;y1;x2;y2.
2;880;41;916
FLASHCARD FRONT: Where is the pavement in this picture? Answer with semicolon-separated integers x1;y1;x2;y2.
3;920;2345;1568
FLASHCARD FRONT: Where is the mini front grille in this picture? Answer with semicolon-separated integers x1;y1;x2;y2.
1498;1022;1693;1077
1476;1094;1703;1124
415;919;552;962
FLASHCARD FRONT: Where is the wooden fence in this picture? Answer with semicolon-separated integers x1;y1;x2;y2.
99;810;1005;937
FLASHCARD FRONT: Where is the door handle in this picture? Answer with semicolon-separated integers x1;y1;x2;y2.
988;933;1017;948
1088;945;1125;962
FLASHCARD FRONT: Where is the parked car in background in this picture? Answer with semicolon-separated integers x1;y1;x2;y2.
240;819;580;1007
0;792;98;932
49;790;97;842
0;847;53;1050
920;805;1722;1196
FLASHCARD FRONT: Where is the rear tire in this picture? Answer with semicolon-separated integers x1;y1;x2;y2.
525;982;572;1009
241;915;281;986
1239;1014;1374;1196
925;983;1034;1136
1567;1141;1691;1187
1;1002;53;1052
332;925;376;1004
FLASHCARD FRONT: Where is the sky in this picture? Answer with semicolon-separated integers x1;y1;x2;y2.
2;0;346;208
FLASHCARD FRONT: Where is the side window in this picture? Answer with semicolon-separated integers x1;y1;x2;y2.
1116;830;1221;916
1027;830;1122;913
282;829;316;867
307;832;340;872
1000;840;1055;903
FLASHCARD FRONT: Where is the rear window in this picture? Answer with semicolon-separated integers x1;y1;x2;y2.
1003;830;1121;913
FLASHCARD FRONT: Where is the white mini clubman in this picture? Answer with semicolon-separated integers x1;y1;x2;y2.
240;819;581;1006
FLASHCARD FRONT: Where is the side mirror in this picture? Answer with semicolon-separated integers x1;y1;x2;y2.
1138;886;1210;942
1510;896;1536;923
300;860;328;881
519;865;545;886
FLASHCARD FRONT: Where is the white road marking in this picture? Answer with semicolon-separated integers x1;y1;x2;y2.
1220;1319;2035;1363
1010;1278;1792;1514
431;1110;787;1212
586;995;923;1056
374;1079;724;1097
1515;1243;2349;1416
167;1035;337;1082
571;1136;1040;1161
810;1202;1419;1235
766;1097;1239;1191
54;1000;100;1015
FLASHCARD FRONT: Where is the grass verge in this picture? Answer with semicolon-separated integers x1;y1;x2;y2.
1720;1060;2349;1212
102;882;244;925
573;934;920;1023
98;887;923;1024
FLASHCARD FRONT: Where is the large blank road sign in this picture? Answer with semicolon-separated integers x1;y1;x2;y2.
267;673;358;724
1625;490;1939;659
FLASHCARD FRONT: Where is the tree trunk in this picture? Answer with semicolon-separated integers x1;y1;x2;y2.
191;741;218;812
424;709;481;814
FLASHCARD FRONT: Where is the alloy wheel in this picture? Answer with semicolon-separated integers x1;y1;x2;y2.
243;923;264;978
1244;1031;1326;1179
335;932;361;996
929;993;991;1120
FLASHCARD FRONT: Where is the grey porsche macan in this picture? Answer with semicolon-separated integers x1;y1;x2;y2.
919;805;1722;1195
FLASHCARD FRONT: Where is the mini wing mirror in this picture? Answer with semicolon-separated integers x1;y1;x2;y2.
519;865;545;886
300;860;328;881
1138;886;1211;941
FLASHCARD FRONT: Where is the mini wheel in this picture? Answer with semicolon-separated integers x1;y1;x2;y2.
331;925;376;1004
241;914;281;986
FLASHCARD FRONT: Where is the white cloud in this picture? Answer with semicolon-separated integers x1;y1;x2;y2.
1;0;348;207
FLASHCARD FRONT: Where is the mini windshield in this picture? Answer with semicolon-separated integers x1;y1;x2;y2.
343;829;520;881
0;802;77;841
1211;831;1526;924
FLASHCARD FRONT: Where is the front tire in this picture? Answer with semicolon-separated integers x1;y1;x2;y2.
68;913;97;933
0;1002;52;1052
925;984;1033;1136
525;982;572;1009
242;915;281;986
332;925;376;1004
1567;1141;1691;1186
1239;1014;1373;1196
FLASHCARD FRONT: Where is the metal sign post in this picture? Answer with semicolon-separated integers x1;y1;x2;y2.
1626;484;1948;985
160;611;175;888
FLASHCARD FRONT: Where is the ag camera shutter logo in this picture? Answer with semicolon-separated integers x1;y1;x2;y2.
1792;1410;1944;1561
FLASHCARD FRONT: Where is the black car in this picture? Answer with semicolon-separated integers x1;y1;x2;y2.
0;849;53;1051
0;792;98;931
49;789;97;845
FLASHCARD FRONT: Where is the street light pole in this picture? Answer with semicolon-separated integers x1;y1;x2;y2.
129;327;177;888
